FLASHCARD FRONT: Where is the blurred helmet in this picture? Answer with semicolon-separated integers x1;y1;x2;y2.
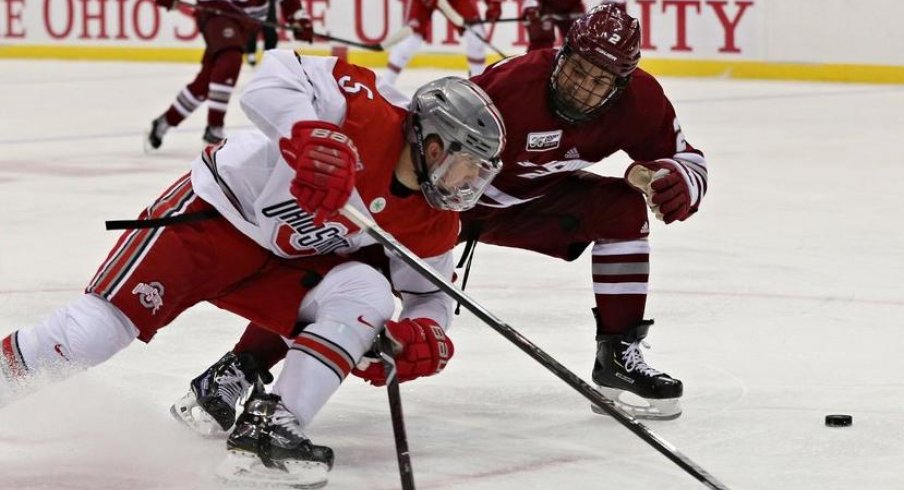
549;4;642;123
407;77;506;211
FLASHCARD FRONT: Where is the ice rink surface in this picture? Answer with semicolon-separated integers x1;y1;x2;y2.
1;55;903;489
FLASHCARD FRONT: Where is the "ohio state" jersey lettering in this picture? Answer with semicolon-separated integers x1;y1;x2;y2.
263;200;351;257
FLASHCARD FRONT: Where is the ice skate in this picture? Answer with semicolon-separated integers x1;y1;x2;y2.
170;351;271;437
217;392;334;489
591;320;683;420
144;115;169;152
203;125;225;145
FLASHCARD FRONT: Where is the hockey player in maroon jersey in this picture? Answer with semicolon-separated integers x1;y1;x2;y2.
384;0;502;84
144;0;314;150
520;0;585;51
0;50;505;487
460;2;706;419
167;3;705;426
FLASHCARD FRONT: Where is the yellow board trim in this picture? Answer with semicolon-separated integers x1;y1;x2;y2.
3;44;904;84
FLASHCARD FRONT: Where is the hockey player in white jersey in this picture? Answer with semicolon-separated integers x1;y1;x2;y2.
0;49;505;488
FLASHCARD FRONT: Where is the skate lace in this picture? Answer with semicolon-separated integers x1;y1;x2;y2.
215;366;249;406
620;341;662;377
272;405;307;440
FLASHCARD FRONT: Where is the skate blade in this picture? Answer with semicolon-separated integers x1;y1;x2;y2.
592;386;682;420
216;450;329;489
169;391;228;438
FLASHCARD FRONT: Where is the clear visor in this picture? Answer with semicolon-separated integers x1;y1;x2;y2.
424;149;501;211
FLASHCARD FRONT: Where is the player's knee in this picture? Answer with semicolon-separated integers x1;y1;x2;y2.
307;262;395;321
14;294;138;373
299;262;395;358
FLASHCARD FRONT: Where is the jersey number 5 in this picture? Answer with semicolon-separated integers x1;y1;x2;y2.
338;75;374;100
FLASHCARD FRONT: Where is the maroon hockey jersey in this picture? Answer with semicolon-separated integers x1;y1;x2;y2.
469;49;705;209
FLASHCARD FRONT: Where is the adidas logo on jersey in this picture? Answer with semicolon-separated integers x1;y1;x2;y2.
564;147;581;159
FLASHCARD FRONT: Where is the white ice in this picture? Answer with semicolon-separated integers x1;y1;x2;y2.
1;58;903;490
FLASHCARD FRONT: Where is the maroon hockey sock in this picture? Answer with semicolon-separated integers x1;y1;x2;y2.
206;49;243;128
233;323;289;371
591;252;649;335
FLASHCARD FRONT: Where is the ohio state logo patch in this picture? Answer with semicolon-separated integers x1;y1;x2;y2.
132;282;165;315
526;130;562;151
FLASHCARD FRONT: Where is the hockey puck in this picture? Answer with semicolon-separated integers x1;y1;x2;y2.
825;414;852;427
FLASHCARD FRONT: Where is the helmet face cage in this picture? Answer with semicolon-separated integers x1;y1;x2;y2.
548;4;641;123
407;77;506;211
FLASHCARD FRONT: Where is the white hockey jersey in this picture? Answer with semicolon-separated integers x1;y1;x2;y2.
190;49;459;327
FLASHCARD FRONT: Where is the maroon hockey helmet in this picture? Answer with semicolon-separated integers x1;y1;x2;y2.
549;3;642;123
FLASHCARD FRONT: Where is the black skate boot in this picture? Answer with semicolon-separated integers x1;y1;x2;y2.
145;115;169;152
591;317;683;420
170;351;272;436
217;392;334;489
202;125;225;145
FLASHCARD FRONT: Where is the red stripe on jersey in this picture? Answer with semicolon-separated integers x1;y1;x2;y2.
90;174;196;298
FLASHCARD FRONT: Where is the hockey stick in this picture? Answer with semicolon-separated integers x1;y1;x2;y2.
381;25;416;50
464;17;525;24
374;332;416;490
172;0;384;51
340;204;730;490
435;0;510;58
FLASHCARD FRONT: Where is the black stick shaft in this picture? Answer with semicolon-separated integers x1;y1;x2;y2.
377;333;416;490
341;205;730;490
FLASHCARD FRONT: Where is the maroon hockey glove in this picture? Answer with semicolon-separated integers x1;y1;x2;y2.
279;121;358;225
484;0;502;22
279;0;314;42
155;0;175;10
352;318;454;386
625;158;706;224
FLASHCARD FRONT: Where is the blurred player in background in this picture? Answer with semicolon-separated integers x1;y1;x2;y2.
245;0;279;66
520;0;584;51
1;49;505;487
520;0;629;52
145;0;313;150
168;4;707;428
384;0;503;84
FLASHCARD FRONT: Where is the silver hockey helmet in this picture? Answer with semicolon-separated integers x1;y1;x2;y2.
406;77;506;211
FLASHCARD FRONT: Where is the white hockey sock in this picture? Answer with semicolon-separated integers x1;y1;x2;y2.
1;294;138;403
464;27;487;76
385;33;424;85
271;262;394;428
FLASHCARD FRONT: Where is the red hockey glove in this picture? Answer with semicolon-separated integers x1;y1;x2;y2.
279;0;314;42
155;0;175;10
279;121;358;225
484;0;502;22
352;318;454;386
625;158;707;224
